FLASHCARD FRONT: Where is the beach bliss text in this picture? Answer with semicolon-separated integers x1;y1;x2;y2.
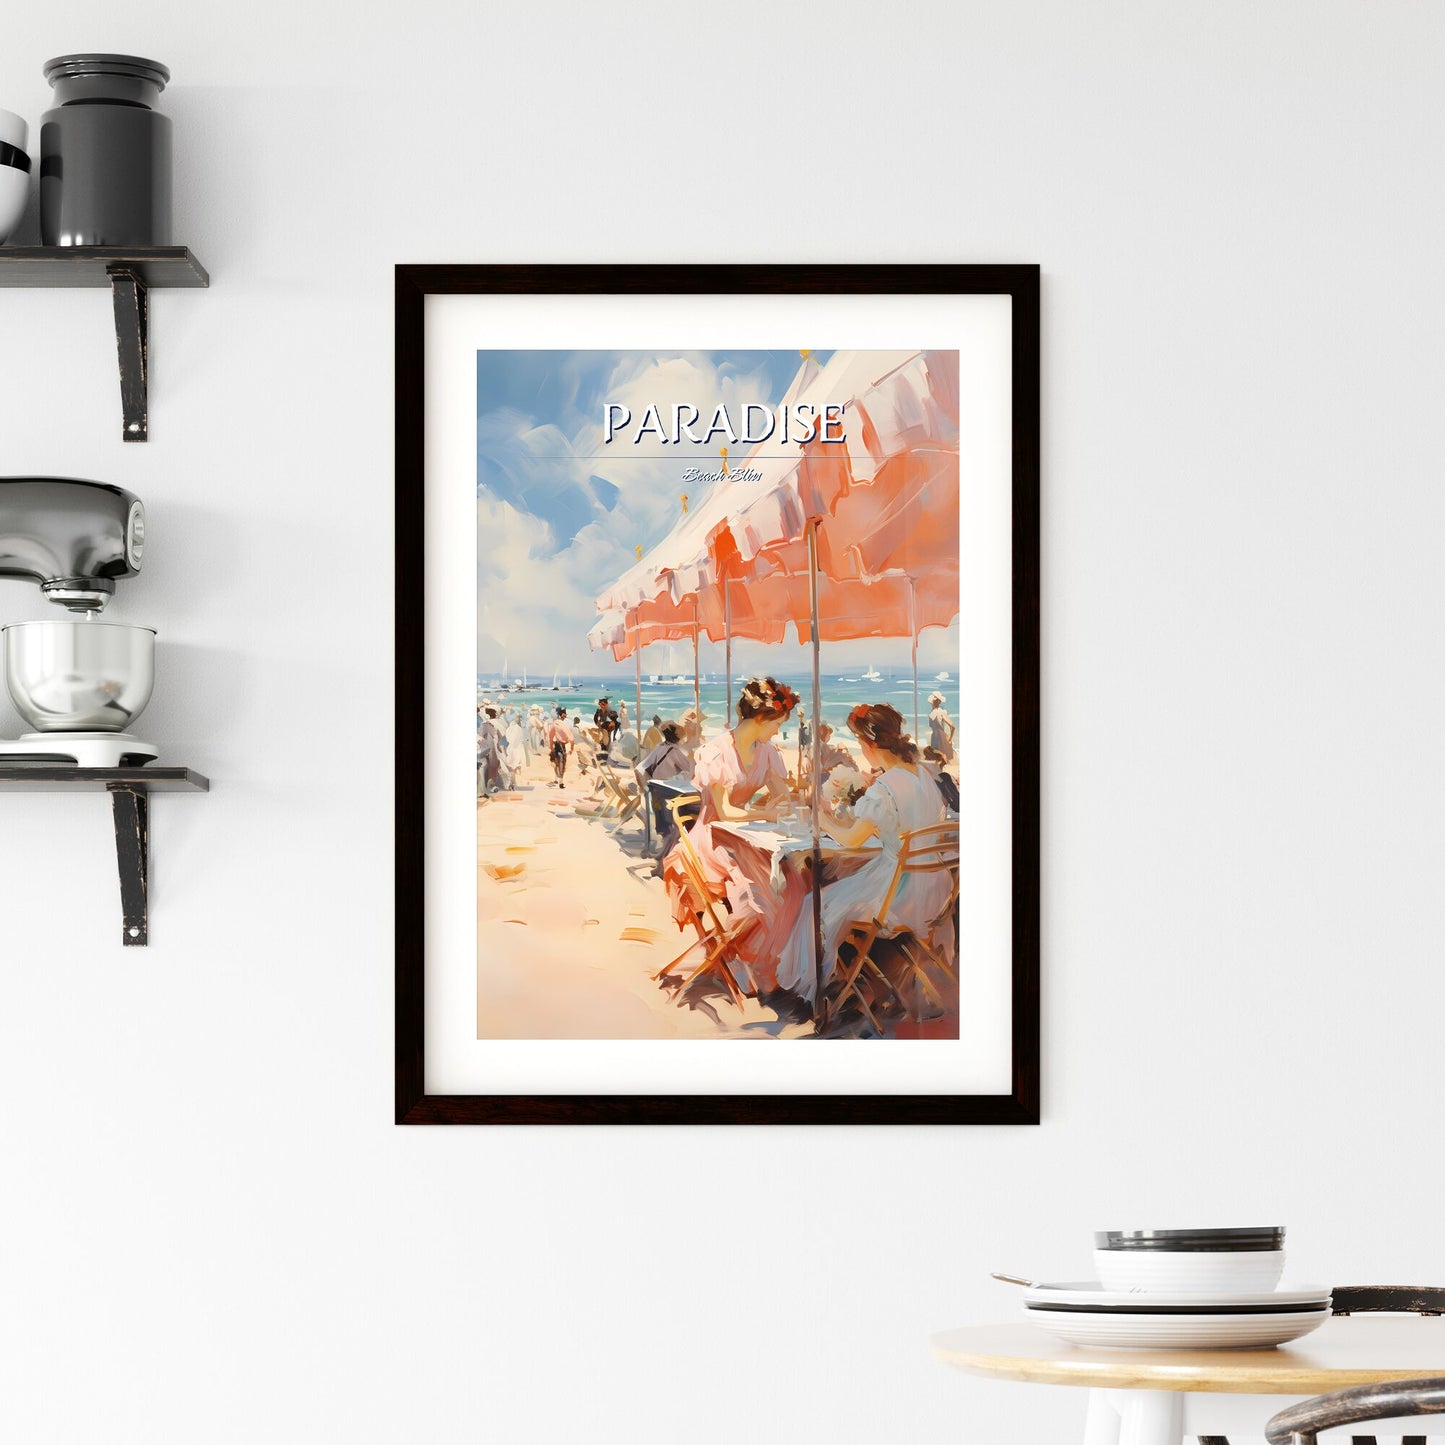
680;464;762;485
602;401;847;446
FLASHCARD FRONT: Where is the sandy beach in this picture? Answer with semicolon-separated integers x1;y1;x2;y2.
477;743;812;1040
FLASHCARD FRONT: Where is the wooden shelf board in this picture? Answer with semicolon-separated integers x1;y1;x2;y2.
0;766;209;793
0;246;209;288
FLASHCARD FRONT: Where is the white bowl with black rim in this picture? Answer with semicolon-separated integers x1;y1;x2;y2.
0;111;31;245
1094;1226;1286;1293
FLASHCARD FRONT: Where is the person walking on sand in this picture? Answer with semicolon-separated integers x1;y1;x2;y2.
928;691;956;764
544;704;572;788
478;707;503;794
503;713;529;785
570;715;596;775
593;696;620;762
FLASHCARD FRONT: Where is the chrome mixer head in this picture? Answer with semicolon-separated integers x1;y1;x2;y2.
0;476;144;614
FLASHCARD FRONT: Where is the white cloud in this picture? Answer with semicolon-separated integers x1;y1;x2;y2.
478;352;783;675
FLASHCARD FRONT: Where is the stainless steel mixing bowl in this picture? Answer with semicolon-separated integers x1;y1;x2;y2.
2;619;155;732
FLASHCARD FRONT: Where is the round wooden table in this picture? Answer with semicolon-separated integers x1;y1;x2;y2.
932;1319;1445;1444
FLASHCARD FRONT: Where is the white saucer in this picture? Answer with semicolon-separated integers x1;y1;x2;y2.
1023;1306;1329;1350
0;732;159;767
1021;1281;1331;1312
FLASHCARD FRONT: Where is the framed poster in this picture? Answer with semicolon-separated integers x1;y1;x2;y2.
395;264;1039;1124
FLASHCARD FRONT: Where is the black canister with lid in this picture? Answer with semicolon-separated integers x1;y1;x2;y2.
40;54;172;247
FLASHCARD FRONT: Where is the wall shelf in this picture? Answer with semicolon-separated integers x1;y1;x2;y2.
0;246;210;442
0;765;210;946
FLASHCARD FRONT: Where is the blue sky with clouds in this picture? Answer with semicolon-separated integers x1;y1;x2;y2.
476;350;806;553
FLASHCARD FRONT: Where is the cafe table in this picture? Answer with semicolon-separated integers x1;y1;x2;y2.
932;1319;1445;1443
710;816;879;886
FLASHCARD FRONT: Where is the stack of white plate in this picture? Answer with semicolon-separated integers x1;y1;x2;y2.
1021;1281;1333;1349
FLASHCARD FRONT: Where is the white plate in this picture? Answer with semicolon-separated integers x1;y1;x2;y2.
1023;1306;1329;1350
1021;1281;1331;1311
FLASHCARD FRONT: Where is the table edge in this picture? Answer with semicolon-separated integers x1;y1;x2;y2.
930;1333;1445;1395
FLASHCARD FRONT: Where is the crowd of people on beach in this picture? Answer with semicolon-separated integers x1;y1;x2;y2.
475;694;709;796
477;678;960;1036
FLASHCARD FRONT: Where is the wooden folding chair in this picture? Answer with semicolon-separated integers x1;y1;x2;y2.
596;765;643;830
571;771;614;818
832;822;960;1031
653;797;747;1012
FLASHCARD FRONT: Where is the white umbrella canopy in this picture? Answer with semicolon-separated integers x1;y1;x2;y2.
597;348;957;617
595;464;750;617
586;606;697;657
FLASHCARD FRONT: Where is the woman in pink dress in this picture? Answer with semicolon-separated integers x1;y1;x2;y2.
663;676;805;999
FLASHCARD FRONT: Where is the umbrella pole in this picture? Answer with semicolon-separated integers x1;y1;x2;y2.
633;617;650;854
808;521;826;1031
724;578;732;727
909;575;919;740
693;600;701;739
634;635;643;748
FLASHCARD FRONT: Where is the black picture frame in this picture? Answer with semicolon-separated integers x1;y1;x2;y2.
395;263;1039;1125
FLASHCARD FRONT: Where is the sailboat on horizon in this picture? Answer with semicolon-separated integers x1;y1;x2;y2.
862;663;883;682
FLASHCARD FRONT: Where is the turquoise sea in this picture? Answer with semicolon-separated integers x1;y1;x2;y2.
476;669;960;745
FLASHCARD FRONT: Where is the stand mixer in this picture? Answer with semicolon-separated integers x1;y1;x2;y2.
0;477;158;767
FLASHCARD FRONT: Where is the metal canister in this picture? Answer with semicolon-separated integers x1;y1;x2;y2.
39;54;172;247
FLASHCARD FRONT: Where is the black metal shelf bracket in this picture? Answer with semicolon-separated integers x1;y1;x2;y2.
107;782;150;945
0;247;206;443
109;266;149;443
0;766;207;947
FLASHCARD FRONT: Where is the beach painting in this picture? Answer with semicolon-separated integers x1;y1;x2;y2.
476;347;965;1041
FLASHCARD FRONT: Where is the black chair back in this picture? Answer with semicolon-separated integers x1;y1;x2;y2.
1265;1375;1445;1444
1206;1289;1445;1445
648;779;700;837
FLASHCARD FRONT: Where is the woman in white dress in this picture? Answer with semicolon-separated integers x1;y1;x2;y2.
776;703;950;1011
927;691;956;763
503;715;529;783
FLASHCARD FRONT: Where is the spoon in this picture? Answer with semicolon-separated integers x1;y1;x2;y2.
991;1272;1043;1288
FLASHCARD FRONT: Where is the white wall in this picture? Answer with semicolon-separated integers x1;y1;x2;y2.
1;3;1442;1441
